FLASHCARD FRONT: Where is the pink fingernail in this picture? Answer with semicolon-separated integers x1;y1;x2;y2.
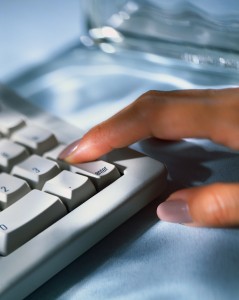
58;140;80;160
157;199;192;224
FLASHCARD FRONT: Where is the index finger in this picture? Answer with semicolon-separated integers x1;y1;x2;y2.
59;93;152;163
59;88;236;163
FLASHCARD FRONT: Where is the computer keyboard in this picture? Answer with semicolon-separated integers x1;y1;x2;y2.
0;84;167;300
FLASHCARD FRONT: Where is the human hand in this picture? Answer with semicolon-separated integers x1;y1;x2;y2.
59;88;239;227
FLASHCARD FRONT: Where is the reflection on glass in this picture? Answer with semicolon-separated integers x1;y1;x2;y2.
83;0;239;69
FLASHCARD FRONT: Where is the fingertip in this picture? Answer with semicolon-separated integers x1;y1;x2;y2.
157;184;239;228
156;198;193;225
156;188;211;227
58;130;112;164
58;138;95;164
58;139;95;163
58;139;81;161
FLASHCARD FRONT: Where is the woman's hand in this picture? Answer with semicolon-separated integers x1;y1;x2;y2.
59;88;239;227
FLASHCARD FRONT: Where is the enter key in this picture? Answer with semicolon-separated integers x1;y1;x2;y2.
70;160;121;191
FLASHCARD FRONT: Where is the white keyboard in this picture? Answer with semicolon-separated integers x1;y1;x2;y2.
0;85;167;300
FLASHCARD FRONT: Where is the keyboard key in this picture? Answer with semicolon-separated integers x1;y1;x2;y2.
44;145;121;189
0;139;29;172
43;144;69;169
43;170;96;211
0;189;67;255
11;155;60;189
11;125;58;155
44;145;121;190
70;160;121;190
0;112;26;136
0;173;31;210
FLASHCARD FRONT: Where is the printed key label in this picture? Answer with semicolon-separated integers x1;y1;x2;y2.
31;136;39;141
95;167;108;176
0;224;7;230
1;152;9;158
1;186;9;193
32;167;40;173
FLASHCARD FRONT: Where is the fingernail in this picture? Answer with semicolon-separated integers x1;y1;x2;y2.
157;199;193;224
58;140;80;160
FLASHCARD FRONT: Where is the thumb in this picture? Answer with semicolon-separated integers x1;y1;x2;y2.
157;183;239;227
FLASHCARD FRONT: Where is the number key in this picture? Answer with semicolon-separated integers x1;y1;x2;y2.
0;139;29;172
0;173;31;210
11;155;60;189
0;112;26;136
11;125;58;155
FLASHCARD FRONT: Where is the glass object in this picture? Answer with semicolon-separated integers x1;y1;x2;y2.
83;0;239;70
7;0;239;130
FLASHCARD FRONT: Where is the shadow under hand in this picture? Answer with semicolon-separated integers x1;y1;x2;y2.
135;138;239;196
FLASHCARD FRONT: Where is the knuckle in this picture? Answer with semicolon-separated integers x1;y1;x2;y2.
133;90;180;139
134;90;165;121
203;183;232;226
135;90;158;107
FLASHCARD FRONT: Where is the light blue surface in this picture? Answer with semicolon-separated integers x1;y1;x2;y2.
0;0;82;81
2;1;239;299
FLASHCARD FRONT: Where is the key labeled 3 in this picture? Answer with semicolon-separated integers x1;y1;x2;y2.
11;155;60;189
